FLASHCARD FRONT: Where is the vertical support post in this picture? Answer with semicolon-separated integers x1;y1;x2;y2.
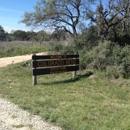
32;54;37;85
33;75;37;85
73;71;77;79
72;53;78;79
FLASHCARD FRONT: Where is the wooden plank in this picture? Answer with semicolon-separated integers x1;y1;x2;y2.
32;59;79;68
33;65;79;76
32;54;79;60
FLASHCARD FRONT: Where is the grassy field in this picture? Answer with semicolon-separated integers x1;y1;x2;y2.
0;61;130;130
0;41;49;58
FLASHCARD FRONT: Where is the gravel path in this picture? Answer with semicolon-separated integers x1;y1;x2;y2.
0;98;61;130
0;53;62;130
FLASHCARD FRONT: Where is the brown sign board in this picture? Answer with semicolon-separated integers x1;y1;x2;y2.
32;54;79;84
33;65;79;76
33;59;79;68
32;54;79;60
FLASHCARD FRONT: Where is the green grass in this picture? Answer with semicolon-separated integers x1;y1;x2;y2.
0;62;130;130
0;41;50;58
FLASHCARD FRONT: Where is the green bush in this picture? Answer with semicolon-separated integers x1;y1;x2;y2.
86;41;130;78
48;41;64;52
106;65;124;79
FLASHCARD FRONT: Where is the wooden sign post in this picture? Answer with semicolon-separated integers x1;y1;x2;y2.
32;54;79;85
32;54;37;85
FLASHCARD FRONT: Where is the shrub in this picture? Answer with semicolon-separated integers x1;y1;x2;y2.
106;65;124;79
86;41;130;78
48;41;64;53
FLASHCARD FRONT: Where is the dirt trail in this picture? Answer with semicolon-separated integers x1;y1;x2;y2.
0;52;47;67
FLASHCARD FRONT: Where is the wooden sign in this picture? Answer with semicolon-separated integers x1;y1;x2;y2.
33;59;79;68
32;54;79;85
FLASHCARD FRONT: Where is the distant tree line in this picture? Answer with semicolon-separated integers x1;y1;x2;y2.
0;25;71;43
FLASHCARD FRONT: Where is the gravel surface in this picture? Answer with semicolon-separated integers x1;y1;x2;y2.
0;98;62;130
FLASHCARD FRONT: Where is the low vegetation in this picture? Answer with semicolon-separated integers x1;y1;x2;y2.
0;41;50;58
0;62;130;130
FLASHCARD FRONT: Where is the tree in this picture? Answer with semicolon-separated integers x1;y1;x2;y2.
87;0;130;42
36;30;51;44
51;28;71;40
26;31;37;41
12;30;27;41
0;25;6;41
21;0;95;37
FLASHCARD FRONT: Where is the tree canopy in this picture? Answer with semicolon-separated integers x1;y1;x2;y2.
21;0;95;36
0;25;7;41
87;0;130;43
12;30;27;41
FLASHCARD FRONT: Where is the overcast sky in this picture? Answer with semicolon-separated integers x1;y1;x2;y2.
0;0;39;33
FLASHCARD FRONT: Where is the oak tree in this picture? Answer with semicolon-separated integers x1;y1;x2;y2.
87;0;130;42
21;0;95;36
